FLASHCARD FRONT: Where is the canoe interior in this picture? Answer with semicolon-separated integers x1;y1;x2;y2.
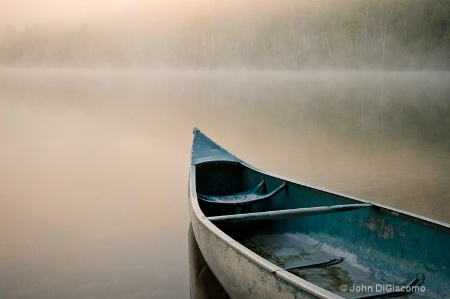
196;161;450;298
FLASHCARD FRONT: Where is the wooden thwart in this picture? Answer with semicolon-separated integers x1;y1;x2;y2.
207;203;372;222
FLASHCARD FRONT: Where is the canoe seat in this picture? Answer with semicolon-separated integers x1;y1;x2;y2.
198;179;286;206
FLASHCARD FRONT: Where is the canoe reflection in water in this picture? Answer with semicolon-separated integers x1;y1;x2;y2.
188;224;230;299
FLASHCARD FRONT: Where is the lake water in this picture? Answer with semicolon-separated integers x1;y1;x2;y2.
1;68;449;298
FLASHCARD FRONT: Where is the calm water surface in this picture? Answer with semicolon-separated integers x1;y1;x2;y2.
1;68;449;298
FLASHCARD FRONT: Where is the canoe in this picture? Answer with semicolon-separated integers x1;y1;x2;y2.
188;128;450;299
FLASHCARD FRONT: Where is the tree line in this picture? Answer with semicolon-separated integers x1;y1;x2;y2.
1;0;449;69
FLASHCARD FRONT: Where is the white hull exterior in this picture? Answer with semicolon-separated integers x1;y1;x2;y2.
189;165;340;299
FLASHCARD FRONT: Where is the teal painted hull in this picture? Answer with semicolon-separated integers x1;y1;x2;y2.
189;129;450;299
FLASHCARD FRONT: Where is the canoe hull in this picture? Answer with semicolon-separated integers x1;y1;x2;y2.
188;129;450;299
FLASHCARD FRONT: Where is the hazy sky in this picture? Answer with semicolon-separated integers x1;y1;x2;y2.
0;0;155;29
0;0;293;30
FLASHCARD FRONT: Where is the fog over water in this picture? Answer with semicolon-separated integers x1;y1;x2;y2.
1;69;449;298
1;0;450;298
